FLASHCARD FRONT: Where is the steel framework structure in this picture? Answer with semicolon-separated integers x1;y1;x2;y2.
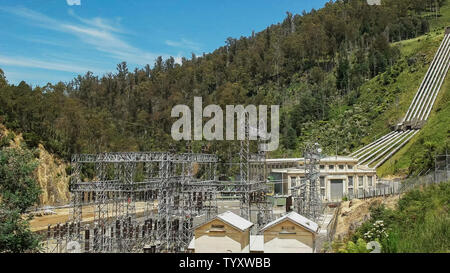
238;111;273;228
291;143;322;222
66;151;218;253
44;138;272;253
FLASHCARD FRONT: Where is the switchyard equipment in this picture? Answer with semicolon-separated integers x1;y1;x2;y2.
291;143;323;222
238;111;273;227
68;151;218;253
44;138;273;252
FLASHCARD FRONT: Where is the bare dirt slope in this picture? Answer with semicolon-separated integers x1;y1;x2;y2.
334;195;399;240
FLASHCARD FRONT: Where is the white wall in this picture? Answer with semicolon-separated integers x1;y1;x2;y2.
264;237;313;253
195;235;243;253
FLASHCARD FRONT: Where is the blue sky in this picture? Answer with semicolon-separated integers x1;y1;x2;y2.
0;0;329;87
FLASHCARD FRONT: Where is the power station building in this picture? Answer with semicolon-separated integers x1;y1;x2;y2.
267;156;378;202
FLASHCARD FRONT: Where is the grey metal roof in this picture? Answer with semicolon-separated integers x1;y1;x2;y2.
267;156;359;163
320;156;359;162
266;158;303;162
216;211;254;231
271;168;376;174
261;211;319;233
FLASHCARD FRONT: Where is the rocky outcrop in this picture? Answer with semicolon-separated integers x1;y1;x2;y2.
0;123;71;206
334;196;398;240
35;144;71;205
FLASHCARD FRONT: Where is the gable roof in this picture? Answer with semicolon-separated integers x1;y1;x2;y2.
216;211;254;231
261;211;319;233
195;211;254;232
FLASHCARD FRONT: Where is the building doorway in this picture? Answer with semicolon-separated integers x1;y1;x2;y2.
330;179;344;201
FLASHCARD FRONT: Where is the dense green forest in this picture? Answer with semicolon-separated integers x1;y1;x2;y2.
0;0;447;169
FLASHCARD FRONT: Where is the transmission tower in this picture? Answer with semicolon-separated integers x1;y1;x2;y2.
292;142;322;221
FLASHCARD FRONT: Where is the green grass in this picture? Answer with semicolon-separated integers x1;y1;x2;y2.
427;1;450;32
383;182;450;253
346;32;447;176
282;2;450;177
348;181;450;253
302;28;449;178
336;19;449;177
353;1;450;177
372;31;450;176
378;68;449;176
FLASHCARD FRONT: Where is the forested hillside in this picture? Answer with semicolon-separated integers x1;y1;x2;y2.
0;0;447;174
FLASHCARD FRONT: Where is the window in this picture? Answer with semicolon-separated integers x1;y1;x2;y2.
367;176;373;187
329;165;334;170
280;226;296;234
348;187;353;195
210;224;225;232
320;176;325;198
320;165;325;170
348;176;354;187
348;165;353;170
358;176;364;187
291;177;296;187
281;226;295;231
358;188;363;196
339;165;345;170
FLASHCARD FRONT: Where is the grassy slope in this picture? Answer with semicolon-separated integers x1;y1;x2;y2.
377;2;450;177
428;1;450;32
361;35;444;141
348;3;450;177
347;181;450;253
347;32;448;177
378;62;449;176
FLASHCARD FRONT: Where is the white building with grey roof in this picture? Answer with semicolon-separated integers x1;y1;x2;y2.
268;156;378;201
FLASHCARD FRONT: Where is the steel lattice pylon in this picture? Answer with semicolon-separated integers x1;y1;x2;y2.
238;112;273;228
292;142;322;222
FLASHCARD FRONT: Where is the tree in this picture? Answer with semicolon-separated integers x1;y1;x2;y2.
0;147;41;212
0;207;41;253
0;147;42;253
0;69;6;88
0;0;433;163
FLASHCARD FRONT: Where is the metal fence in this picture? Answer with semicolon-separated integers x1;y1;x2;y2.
343;153;449;200
348;175;447;203
326;205;340;242
344;172;447;200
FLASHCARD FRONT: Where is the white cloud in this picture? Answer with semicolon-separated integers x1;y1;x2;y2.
0;7;165;66
67;0;81;6
68;9;125;33
0;55;99;73
165;38;201;51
